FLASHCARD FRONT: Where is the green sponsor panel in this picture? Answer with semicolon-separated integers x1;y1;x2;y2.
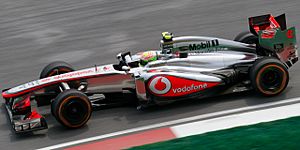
259;27;296;51
129;116;300;150
259;27;297;62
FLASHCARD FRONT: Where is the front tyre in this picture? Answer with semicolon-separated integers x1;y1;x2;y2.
40;61;74;78
250;58;289;96
40;61;81;92
34;61;77;107
51;89;92;128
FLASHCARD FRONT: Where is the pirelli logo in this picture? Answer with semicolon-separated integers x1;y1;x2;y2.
188;39;219;51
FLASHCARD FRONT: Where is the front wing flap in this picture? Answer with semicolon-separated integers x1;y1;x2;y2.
3;94;48;133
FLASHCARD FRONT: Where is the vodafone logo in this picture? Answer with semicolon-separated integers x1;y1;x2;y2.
148;75;220;97
172;83;207;94
149;76;171;95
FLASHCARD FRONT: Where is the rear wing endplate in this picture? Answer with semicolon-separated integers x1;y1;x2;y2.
249;14;298;68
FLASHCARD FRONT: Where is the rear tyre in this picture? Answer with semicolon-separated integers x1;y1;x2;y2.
51;89;92;128
234;31;258;44
250;58;289;96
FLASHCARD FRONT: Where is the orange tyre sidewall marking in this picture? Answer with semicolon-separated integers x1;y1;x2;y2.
256;64;287;95
57;95;92;128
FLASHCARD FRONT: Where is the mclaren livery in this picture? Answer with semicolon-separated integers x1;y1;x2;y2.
2;14;298;133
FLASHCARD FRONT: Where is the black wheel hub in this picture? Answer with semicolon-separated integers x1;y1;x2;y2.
260;67;284;91
62;98;88;125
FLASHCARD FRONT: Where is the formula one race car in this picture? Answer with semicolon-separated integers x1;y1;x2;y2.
2;14;298;133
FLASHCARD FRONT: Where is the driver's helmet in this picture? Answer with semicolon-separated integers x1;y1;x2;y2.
139;51;158;66
161;32;174;55
162;32;173;42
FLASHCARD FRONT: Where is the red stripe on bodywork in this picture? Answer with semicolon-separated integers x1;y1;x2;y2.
65;127;176;150
2;73;117;99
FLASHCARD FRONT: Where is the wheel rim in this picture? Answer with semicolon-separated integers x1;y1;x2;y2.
62;98;89;125
257;65;286;94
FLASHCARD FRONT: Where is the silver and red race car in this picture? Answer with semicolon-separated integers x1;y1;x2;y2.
2;14;298;133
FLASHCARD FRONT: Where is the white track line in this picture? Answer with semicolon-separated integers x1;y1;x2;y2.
37;96;300;150
171;102;300;137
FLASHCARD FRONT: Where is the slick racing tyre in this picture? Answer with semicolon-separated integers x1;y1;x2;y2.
51;89;92;128
250;58;289;96
234;31;258;44
40;61;74;78
40;61;80;93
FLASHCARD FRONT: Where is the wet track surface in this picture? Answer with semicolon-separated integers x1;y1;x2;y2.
0;0;300;149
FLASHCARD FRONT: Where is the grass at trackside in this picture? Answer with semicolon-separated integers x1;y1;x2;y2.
129;116;300;150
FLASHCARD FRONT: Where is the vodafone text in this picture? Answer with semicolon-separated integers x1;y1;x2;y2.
172;83;207;93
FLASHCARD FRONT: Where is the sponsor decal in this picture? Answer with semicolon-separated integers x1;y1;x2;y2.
96;65;113;72
148;75;220;97
162;43;174;54
172;83;207;94
188;39;219;51
287;29;294;39
149;76;171;95
53;69;94;80
7;80;41;93
7;68;99;95
40;78;51;83
269;16;280;29
103;66;110;71
39;69;95;84
274;43;284;53
162;43;174;50
261;29;277;39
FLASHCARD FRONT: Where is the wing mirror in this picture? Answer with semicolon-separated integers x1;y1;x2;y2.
116;53;122;61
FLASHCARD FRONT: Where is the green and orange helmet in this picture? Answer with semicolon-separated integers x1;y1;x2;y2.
139;51;158;66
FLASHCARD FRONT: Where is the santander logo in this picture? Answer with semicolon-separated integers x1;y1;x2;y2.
149;76;171;95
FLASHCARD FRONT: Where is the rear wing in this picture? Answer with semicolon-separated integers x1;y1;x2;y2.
249;14;286;36
249;14;298;68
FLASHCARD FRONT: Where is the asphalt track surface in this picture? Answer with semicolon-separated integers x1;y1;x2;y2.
0;0;300;149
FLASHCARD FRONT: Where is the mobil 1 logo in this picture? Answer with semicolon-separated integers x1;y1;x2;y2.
188;39;219;51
